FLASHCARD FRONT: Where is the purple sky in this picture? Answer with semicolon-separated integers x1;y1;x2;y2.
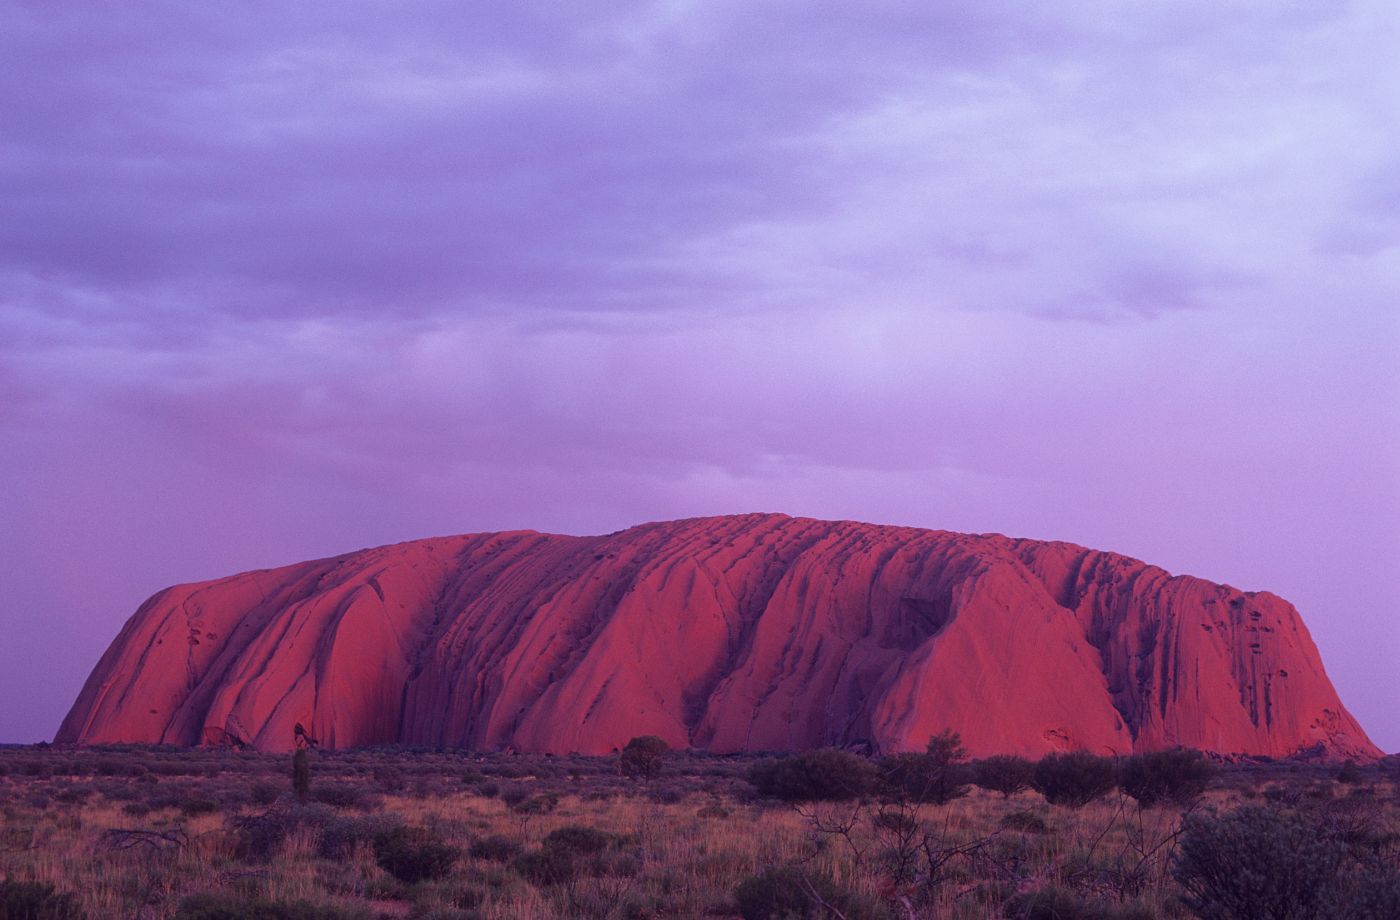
2;3;1397;751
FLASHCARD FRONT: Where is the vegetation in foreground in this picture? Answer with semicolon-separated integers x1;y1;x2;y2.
0;740;1396;919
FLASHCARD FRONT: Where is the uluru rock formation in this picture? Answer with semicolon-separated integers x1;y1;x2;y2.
58;514;1379;759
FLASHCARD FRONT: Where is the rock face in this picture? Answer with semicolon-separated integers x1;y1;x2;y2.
57;514;1379;759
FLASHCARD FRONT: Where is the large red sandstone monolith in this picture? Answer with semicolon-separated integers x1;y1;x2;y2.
57;514;1379;759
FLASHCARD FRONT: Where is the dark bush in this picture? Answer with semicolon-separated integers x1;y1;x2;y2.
1119;748;1217;808
746;750;877;803
512;847;578;887
372;766;406;793
999;810;1051;834
974;755;1035;799
249;780;283;806
1326;865;1400;920
507;793;559;816
498;784;530;809
732;866;882;920
1032;752;1118;808
404;908;480;920
877;731;970;805
619;736;669;780
373;826;459;884
648;783;687;805
1173;805;1349;920
469;834;523;862
310;783;371;809
318;814;402;861
0;880;86;920
51;786;93;805
180;797;221;816
1003;886;1093;920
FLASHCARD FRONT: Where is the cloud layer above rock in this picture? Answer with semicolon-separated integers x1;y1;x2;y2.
2;2;1397;748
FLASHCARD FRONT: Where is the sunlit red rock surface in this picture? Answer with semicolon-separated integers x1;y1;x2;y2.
57;514;1379;759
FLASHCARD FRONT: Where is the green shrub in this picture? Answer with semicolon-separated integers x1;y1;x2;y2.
619;736;669;780
974;755;1035;799
373;826;459;884
542;825;614;856
1119;748;1217;808
1173;805;1348;920
0;880;85;920
173;893;369;920
1032;753;1118;808
746;750;877;803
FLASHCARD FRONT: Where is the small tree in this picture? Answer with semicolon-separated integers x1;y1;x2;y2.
1031;752;1117;807
974;755;1035;799
291;747;311;801
878;730;970;805
620;735;669;780
1120;748;1217;808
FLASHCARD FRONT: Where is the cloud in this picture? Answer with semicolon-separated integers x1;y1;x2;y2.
0;1;1397;747
4;1;1390;331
